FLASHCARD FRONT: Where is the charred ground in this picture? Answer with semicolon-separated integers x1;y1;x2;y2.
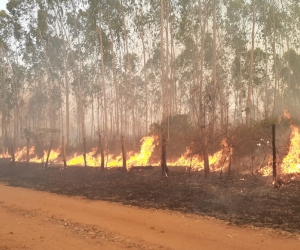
0;162;300;235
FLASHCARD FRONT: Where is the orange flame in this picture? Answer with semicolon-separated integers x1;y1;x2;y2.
0;150;10;158
66;136;157;168
281;125;300;174
168;138;233;171
0;146;61;164
0;136;233;172
259;124;300;176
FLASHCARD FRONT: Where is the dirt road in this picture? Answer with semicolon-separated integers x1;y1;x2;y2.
0;183;298;250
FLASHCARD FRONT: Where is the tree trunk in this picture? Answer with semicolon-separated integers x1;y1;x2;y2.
264;1;269;120
121;135;127;171
141;32;148;135
123;15;136;149
109;27;120;136
98;134;105;171
44;139;53;169
160;0;167;119
161;134;168;176
199;0;208;128
246;0;255;125
212;0;217;134
64;48;70;146
272;1;278;117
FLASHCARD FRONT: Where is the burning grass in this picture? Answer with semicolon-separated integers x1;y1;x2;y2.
0;136;233;172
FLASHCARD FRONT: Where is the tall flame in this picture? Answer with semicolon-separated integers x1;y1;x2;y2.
281;125;300;174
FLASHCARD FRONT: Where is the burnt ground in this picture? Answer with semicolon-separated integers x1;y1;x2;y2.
0;161;300;235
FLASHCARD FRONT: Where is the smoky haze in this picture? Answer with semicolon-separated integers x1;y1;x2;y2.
0;0;299;152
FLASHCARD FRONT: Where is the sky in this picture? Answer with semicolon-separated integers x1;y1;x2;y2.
0;0;8;11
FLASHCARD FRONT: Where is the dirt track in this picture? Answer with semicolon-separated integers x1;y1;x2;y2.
0;183;299;250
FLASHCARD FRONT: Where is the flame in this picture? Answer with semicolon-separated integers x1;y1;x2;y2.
0;146;61;164
66;147;100;167
126;136;156;167
281;125;300;174
259;124;300;176
66;136;157;168
0;136;233;172
168;139;233;171
259;163;273;177
0;149;10;158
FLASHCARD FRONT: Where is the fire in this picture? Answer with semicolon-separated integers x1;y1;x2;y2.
0;136;233;172
126;136;157;167
0;146;61;164
259;124;300;177
66;136;157;168
259;161;273;177
168;139;233;171
67;147;104;167
281;125;300;174
0;150;10;158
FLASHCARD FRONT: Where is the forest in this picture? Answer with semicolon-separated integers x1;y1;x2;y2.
0;0;300;173
2;2;300;241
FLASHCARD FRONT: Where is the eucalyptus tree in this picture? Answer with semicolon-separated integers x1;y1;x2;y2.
133;0;152;134
0;10;13;149
224;0;247;124
1;1;27;145
281;49;300;117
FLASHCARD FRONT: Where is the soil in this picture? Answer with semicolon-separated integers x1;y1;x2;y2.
1;162;300;249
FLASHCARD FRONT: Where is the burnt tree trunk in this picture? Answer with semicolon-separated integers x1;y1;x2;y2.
26;137;30;167
161;135;168;176
98;134;105;171
44;139;53;169
11;140;15;166
201;126;209;179
272;124;276;181
83;137;87;168
62;136;67;169
121;135;126;171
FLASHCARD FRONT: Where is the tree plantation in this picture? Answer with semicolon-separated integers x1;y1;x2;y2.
0;0;300;154
2;2;300;248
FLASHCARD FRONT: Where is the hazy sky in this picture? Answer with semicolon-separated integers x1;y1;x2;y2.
0;0;8;11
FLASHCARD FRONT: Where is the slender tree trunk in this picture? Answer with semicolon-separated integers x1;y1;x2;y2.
160;0;167;119
165;0;170;121
246;0;255;125
264;1;269;120
109;27;120;136
121;135;126;171
212;0;217;134
272;1;278;117
1;61;7;150
199;0;208;128
141;34;148;134
64;48;70;146
98;25;108;141
123;15;136;149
